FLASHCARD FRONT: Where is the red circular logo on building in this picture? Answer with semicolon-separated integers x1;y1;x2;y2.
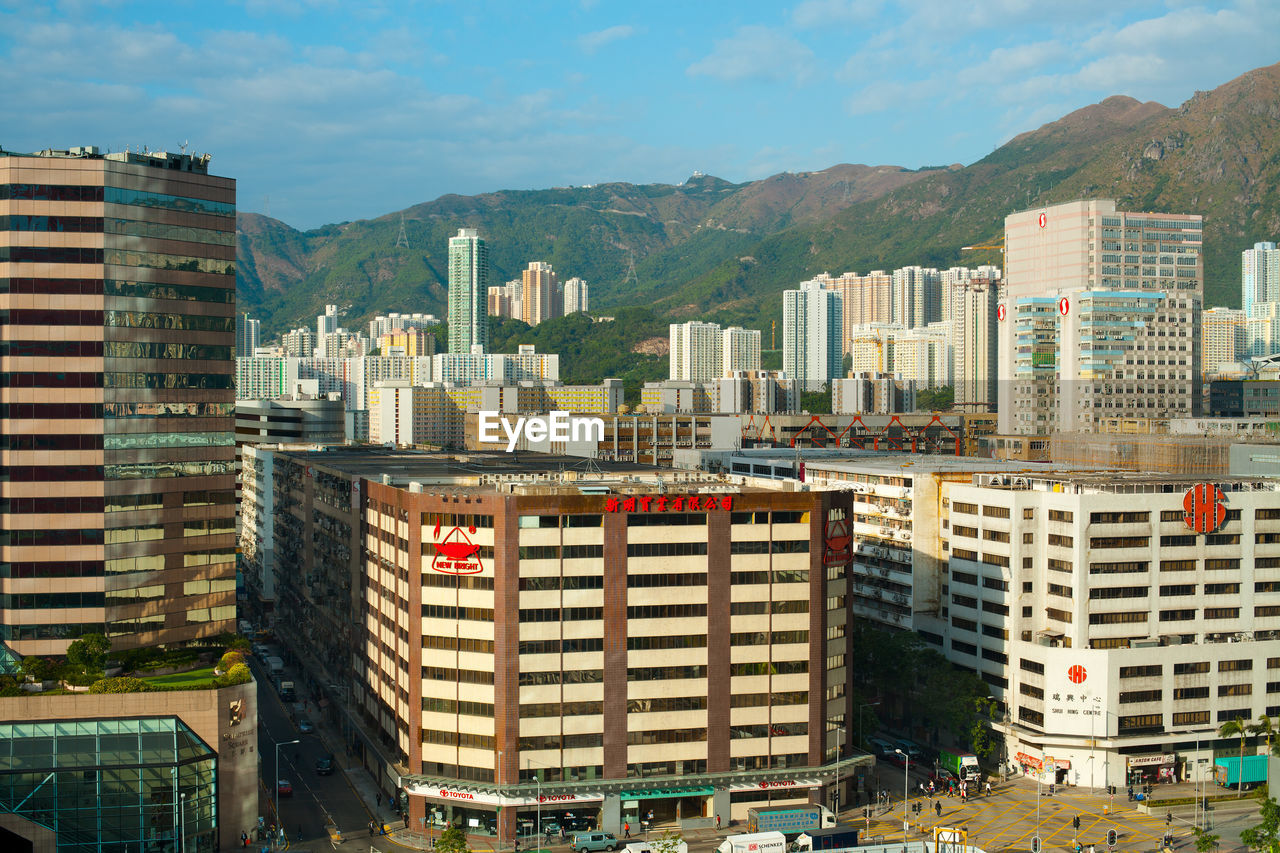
1067;665;1087;684
997;304;1006;322
1038;212;1047;228
1183;483;1228;534
1058;296;1070;316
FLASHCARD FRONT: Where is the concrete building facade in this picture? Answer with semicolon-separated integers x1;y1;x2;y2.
449;228;489;354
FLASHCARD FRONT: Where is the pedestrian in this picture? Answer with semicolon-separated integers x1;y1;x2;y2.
624;822;631;839
370;818;376;837
984;780;991;796
241;830;248;847
716;815;721;831
376;792;383;809
934;801;941;818
297;824;303;841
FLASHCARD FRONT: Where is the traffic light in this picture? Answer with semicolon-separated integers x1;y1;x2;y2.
1031;835;1042;853
1166;812;1173;826
1107;829;1118;847
1073;815;1081;831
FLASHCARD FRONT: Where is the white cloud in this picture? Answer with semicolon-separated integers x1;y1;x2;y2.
687;25;818;85
791;0;880;28
578;25;636;55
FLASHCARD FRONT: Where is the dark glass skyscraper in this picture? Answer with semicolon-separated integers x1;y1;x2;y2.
0;146;236;664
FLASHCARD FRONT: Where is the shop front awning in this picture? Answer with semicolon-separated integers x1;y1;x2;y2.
619;787;714;800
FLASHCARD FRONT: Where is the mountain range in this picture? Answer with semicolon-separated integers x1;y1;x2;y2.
238;61;1280;361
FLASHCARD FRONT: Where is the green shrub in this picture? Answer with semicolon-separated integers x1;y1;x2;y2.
216;663;251;687
218;651;246;672
20;656;54;682
89;677;153;694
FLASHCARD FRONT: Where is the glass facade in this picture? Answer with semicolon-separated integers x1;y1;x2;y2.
0;717;217;853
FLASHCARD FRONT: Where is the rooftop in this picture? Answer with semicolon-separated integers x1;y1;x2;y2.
0;145;212;173
264;445;797;495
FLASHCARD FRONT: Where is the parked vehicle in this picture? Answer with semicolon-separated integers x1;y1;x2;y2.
745;805;834;835
266;656;285;677
277;779;292;797
280;681;297;702
571;832;619;852
1215;755;1268;789
298;717;314;734
938;749;982;783
894;739;925;762
793;826;859;851
716;832;787;853
866;737;895;760
315;754;334;775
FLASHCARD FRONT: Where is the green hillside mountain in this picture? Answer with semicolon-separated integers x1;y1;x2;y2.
238;61;1280;363
237;163;941;336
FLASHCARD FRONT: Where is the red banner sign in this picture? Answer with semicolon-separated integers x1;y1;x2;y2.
1183;483;1227;534
431;522;483;575
604;495;733;513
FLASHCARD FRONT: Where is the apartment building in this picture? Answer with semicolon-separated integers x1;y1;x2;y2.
783;283;843;392
1203;307;1247;377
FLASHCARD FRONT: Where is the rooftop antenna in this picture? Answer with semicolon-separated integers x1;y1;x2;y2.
395;213;410;249
179;140;189;154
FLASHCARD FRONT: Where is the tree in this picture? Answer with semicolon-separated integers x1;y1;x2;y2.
1192;826;1219;853
1220;717;1250;798
437;824;470;853
65;633;110;675
916;386;954;412
1240;796;1280;852
1254;715;1277;756
20;656;54;683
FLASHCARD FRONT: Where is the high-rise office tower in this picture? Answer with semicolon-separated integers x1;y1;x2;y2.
236;312;260;357
0;146;237;660
448;228;488;353
998;200;1203;434
782;281;843;391
951;279;999;411
0;147;252;851
520;261;559;326
668;320;724;382
1243;241;1279;318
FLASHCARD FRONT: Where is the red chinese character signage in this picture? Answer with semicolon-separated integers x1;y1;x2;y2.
997;304;1006;322
1038;212;1047;228
431;521;483;575
1067;665;1087;685
1058;296;1070;316
1183;483;1227;534
603;495;734;513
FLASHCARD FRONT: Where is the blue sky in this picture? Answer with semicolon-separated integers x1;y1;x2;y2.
2;0;1277;230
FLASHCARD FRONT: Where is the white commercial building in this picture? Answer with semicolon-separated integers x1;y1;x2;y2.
998;200;1203;435
669;321;726;383
1243;241;1279;320
931;472;1280;790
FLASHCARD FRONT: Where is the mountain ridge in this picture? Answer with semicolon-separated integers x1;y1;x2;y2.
238;61;1280;348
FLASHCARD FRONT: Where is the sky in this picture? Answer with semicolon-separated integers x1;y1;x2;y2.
2;0;1278;230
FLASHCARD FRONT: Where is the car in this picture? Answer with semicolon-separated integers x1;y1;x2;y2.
894;739;925;762
541;820;562;837
571;832;619;852
866;737;895;760
298;717;314;734
277;779;292;797
315;755;334;775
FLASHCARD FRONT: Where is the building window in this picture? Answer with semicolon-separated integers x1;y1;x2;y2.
1218;709;1253;722
1219;684;1253;697
1174;686;1210;700
1019;682;1044;698
1090;511;1151;524
1161;510;1183;522
1118;714;1163;733
1119;690;1162;704
1204;583;1240;595
1160;559;1196;572
1089;611;1146;624
1049;510;1074;522
1160;535;1197;547
1020;658;1045;675
1046;608;1073;623
1220;660;1253;672
1120;665;1162;678
1204;607;1240;619
983;506;1010;518
1172;711;1210;726
1174;662;1210;675
1048;534;1075;547
1159;609;1197;621
1089;586;1147;599
1018;706;1044;727
1094;536;1151;548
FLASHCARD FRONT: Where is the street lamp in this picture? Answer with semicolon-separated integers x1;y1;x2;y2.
528;758;541;850
894;749;910;840
179;791;186;853
275;737;300;835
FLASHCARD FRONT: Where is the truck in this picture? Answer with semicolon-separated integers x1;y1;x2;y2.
745;805;835;835
280;681;297;702
266;656;285;677
716;832;787;853
1215;754;1268;789
939;749;982;783
793;826;859;851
